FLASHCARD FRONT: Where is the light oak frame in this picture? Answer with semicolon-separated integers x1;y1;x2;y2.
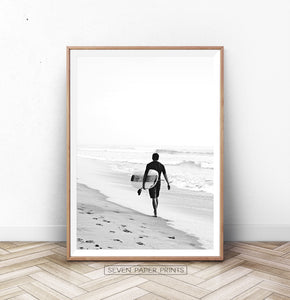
66;46;224;261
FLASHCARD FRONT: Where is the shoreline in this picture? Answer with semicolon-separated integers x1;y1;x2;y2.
77;183;204;250
77;156;213;249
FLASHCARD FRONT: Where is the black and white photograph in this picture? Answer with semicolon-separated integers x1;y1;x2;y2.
68;47;223;260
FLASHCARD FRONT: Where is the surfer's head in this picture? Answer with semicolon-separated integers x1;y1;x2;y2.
152;153;159;161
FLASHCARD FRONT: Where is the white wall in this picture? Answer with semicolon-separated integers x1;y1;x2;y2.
1;0;290;241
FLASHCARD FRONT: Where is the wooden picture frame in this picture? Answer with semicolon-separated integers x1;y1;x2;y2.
67;46;224;261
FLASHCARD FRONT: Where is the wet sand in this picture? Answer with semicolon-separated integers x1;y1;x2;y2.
77;183;203;250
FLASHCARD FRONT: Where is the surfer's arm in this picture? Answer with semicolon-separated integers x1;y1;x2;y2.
142;166;149;189
162;167;171;190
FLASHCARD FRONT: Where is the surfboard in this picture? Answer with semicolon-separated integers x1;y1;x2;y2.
130;169;159;190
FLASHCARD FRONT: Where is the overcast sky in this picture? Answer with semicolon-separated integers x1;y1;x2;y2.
74;50;220;148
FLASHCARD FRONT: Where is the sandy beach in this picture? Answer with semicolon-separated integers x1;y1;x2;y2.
77;156;213;249
77;183;203;250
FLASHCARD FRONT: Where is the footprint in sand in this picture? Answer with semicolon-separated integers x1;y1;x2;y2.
168;236;175;239
85;240;94;243
95;244;99;247
80;247;84;249
136;242;144;245
121;225;126;227
141;226;146;229
123;229;132;233
86;212;93;215
103;220;110;223
108;246;113;249
139;235;148;239
129;218;134;220
77;238;84;242
113;211;120;213
93;217;98;220
113;239;123;243
109;230;115;233
96;223;103;226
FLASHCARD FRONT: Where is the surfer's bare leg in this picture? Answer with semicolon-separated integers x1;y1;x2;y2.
152;198;157;217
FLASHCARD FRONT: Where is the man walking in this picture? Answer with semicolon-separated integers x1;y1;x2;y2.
142;153;170;217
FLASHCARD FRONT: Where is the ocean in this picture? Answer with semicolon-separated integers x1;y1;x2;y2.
77;145;214;195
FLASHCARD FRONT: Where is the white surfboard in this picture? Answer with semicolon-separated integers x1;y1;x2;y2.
130;169;159;190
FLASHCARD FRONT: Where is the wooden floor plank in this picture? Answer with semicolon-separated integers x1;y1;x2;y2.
224;250;241;259
0;251;54;268
266;293;290;300
274;242;290;253
231;242;285;250
20;281;71;300
168;273;204;285
194;257;244;279
29;271;86;298
0;276;33;291
224;242;233;250
51;247;67;257
9;293;38;300
0;242;18;250
0;287;24;299
140;274;209;298
74;276;147;300
0;266;41;283
230;243;285;256
38;262;91;285
282;253;290;259
5;242;51;253
83;268;105;280
202;275;262;300
188;261;215;270
45;254;95;274
55;242;66;247
139;281;198;300
259;280;290;297
0;258;48;276
231;247;285;260
0;245;58;261
249;270;290;286
187;265;202;274
197;266;252;291
237;254;290;272
0;248;9;255
233;286;272;300
241;261;290;280
87;262;111;270
80;274;132;291
103;287;148;300
136;293;166;300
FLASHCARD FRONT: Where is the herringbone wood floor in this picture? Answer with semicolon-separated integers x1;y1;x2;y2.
0;242;290;299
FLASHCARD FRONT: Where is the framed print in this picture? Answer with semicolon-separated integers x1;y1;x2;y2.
67;46;224;261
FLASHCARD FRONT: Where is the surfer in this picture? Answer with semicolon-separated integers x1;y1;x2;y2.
142;153;170;217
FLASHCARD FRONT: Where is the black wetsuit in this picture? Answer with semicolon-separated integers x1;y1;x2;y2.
144;161;166;198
